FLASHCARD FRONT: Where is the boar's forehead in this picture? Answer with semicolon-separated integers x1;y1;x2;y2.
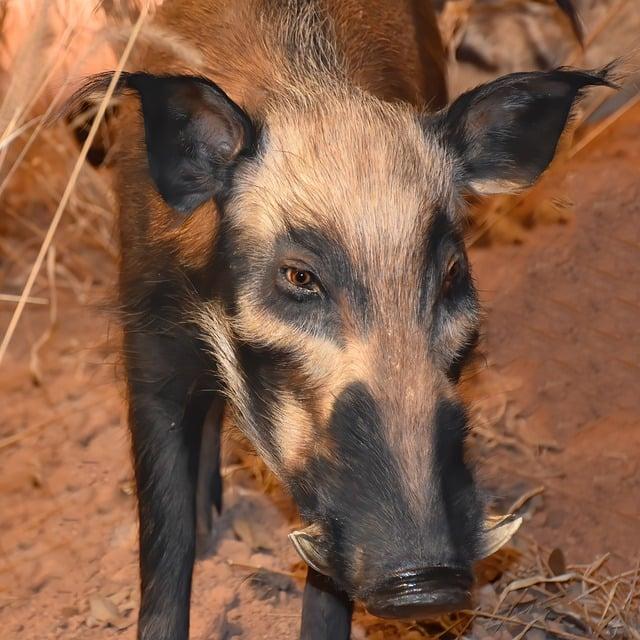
227;92;457;273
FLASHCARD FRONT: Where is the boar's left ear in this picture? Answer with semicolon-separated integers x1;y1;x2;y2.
435;67;616;194
64;72;256;213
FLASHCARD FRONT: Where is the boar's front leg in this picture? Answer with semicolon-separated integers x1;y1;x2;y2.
196;398;225;556
300;569;353;640
125;330;214;640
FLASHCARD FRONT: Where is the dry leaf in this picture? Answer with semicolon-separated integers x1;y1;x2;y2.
119;479;135;495
548;547;567;576
61;606;79;618
477;583;498;609
498;572;579;608
512;412;562;451
88;593;130;630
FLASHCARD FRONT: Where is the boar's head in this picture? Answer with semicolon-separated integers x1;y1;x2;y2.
71;65;612;616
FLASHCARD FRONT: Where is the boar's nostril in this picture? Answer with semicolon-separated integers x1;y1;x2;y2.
364;567;473;620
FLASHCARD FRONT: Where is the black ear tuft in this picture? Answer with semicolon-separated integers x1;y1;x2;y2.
64;72;255;213
436;65;616;194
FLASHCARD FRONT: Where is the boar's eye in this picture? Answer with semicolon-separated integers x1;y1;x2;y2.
280;266;322;300
286;267;314;287
442;256;463;296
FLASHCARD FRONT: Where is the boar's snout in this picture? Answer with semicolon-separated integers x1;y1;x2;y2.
291;384;483;619
291;513;524;618
363;566;473;619
290;521;475;618
361;516;524;618
288;383;484;618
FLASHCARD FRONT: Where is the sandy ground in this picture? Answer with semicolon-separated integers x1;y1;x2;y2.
1;3;639;639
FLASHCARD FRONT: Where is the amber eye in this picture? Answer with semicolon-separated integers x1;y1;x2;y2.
285;267;315;288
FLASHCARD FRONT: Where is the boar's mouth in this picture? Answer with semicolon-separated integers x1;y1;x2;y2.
289;514;522;581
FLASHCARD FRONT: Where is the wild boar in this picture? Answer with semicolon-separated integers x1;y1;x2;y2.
67;1;612;638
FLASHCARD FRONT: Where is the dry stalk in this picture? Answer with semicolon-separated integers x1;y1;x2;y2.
28;245;58;383
0;393;111;451
0;3;150;366
508;486;546;513
565;0;631;67
0;294;48;305
569;93;640;158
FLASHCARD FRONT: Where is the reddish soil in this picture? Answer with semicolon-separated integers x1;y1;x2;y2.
469;105;640;571
1;45;639;640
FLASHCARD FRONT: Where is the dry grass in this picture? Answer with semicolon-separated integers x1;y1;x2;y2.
0;1;638;639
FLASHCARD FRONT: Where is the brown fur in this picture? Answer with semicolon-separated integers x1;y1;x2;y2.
115;0;447;271
114;2;454;490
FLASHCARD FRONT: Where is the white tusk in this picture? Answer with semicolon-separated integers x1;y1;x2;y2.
289;524;334;577
481;514;523;558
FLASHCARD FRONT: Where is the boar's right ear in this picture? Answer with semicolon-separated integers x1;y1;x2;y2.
434;66;616;195
65;72;255;213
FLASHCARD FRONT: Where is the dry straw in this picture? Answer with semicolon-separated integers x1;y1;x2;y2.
0;2;151;365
